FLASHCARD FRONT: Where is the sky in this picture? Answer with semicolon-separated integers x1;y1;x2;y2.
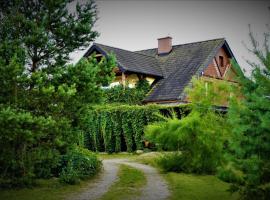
70;0;270;75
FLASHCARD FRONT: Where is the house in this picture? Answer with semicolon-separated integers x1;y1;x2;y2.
83;37;242;105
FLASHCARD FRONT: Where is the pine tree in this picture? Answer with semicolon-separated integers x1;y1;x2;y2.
0;0;98;71
228;27;270;200
0;1;116;186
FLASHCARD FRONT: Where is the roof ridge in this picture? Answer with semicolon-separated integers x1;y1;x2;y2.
94;42;157;59
172;37;225;48
136;37;225;52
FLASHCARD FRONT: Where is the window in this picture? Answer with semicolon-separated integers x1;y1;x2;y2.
219;56;224;67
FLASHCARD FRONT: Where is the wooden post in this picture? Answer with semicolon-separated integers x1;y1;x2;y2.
122;72;126;88
205;82;208;96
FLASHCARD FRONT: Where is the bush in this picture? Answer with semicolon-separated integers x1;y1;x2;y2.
59;147;101;184
217;163;244;184
145;78;232;174
156;152;187;172
59;165;80;185
0;106;74;188
145;111;227;174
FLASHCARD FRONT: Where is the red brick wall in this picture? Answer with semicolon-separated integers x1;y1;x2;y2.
203;47;231;78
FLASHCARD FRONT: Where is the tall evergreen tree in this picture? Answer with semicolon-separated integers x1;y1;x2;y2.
0;1;116;186
0;0;98;71
228;28;270;200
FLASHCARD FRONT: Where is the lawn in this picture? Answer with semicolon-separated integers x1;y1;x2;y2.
99;164;146;200
165;172;239;200
0;177;99;200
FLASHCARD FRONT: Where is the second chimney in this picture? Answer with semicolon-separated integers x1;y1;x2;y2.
158;36;172;55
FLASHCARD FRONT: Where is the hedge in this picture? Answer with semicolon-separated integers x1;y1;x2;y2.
79;104;187;153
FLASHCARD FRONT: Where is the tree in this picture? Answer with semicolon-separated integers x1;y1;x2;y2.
0;1;116;186
0;0;98;71
228;28;270;199
0;0;116;116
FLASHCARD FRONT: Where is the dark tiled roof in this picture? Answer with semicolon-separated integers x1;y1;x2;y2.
85;43;163;77
84;38;228;102
136;38;226;102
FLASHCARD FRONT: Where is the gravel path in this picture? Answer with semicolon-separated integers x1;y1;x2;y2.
68;158;170;200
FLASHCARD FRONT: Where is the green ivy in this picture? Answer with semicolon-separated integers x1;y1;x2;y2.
79;104;185;152
103;79;150;105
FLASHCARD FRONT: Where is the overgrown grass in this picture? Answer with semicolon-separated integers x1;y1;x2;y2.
0;177;98;200
98;152;138;160
99;164;146;200
133;152;162;167
165;172;239;200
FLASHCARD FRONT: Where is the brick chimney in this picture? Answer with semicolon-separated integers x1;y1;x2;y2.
158;36;172;55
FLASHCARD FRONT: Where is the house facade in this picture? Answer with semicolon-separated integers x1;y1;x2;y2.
84;37;242;105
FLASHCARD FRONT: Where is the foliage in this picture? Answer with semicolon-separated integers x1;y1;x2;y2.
145;78;232;174
0;0;98;70
0;1;116;187
0;53;115;187
104;79;150;104
0;106;73;187
227;28;270;200
217;163;244;184
79;104;174;153
42;54;116;118
0;50;26;105
147;111;227;173
156;152;186;172
59;147;101;184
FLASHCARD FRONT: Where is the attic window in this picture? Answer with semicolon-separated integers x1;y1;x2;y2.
219;56;224;67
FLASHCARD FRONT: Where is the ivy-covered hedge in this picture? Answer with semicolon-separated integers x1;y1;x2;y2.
79;104;184;153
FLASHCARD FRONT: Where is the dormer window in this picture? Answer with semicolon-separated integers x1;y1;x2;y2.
219;56;224;67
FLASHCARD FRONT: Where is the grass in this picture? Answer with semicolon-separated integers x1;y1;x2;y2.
165;172;239;200
98;152;138;160
100;152;238;200
0;176;99;200
0;152;240;200
133;152;164;167
99;164;146;200
132;152;240;200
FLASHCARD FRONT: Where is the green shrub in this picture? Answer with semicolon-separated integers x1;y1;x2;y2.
59;165;80;185
0;106;74;188
156;152;187;172
217;165;244;184
145;111;227;174
59;147;101;184
145;78;232;174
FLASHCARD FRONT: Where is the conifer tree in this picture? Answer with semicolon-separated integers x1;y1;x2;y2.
228;27;270;200
0;0;98;71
